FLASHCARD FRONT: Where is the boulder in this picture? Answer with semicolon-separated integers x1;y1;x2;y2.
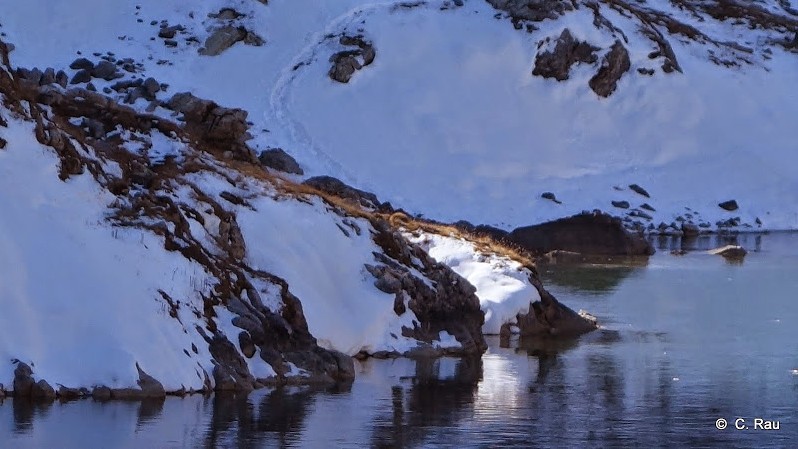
199;26;262;56
718;200;739;211
136;363;166;398
589;41;631;97
611;200;630;209
31;380;56;400
486;0;572;22
629;184;650;198
508;211;654;256
303;176;380;208
91;60;120;81
541;192;561;204
516;276;598;337
12;361;34;397
328;52;362;83
69;58;94;70
258;148;303;174
69;69;92;85
92;385;112;400
708;245;747;260
532;29;599;81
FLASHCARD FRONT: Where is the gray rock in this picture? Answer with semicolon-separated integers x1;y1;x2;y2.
13;361;34;397
55;70;69;88
718;200;739;211
589;41;631;97
158;25;183;39
486;0;572;22
611;200;630;209
31;380;56;400
532;29;599;81
238;331;256;358
92;60;119;80
92;386;112;400
136;363;166;398
708;245;747;260
303;176;380;208
328;52;361;83
541;192;561;204
69;69;92;84
143;77;161;96
629;184;650;198
199;26;247;56
258;148;303;175
69;57;94;70
40;67;56;86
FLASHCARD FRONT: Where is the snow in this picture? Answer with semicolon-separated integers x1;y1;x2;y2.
407;232;537;334
237;196;424;356
0;118;215;392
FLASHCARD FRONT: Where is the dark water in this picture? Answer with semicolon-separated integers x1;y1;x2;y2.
2;233;798;448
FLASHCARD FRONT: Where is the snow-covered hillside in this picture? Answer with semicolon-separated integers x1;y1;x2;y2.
2;0;796;233
1;0;794;397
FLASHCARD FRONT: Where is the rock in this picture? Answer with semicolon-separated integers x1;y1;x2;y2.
238;331;256;358
611;200;630;209
57;386;85;400
142;78;161;99
328;52;362;83
516;276;598;337
199;26;248;56
708;245;747;260
508;211;654;256
718;200;739;211
681;222;700;237
69;57;94;70
589;41;630;97
303;176;381;208
92;60;119;80
541;192;561;204
486;0;572;22
13;362;35;397
0;137;6;149
629;184;650;198
40;67;56;86
55;70;69;88
637;67;655;75
31;380;56;400
158;25;183;39
92;386;112;400
69;69;92;84
640;203;656;212
136;363;166;398
258;148;303;175
211;8;245;20
164;39;178;48
532;29;599;81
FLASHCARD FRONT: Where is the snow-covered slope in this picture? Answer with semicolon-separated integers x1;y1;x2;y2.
3;0;796;232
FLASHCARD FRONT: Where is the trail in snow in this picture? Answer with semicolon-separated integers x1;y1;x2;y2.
268;0;426;190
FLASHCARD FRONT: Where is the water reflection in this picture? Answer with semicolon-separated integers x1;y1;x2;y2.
371;357;481;448
539;260;645;294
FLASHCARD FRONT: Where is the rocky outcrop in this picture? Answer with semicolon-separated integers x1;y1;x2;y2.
532;29;599;81
589;41;630;97
514;275;598;337
708;245;747;261
258;148;303;174
508;211;654;256
367;220;488;356
487;0;573;22
303;176;382;209
165;92;255;161
12;361;35;397
329;35;376;83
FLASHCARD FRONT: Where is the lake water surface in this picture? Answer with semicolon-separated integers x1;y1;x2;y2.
2;233;797;448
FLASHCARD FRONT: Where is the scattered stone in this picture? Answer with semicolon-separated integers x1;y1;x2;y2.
199;26;262;56
640;203;656;212
541;192;561;204
158;25;183;39
55;70;68;88
629;183;650;198
486;0;572;22
142;77;161;97
210;8;245;20
328;35;375;83
532;29;599;81
718;199;739;211
40;67;56;86
258;148;303;175
589;41;631;97
164;39;178;47
611;200;630;209
86;82;96;92
57;386;85;400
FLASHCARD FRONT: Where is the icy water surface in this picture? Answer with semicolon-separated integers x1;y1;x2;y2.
2;233;797;448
